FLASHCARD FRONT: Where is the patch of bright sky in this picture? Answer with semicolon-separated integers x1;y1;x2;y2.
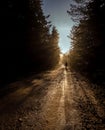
42;0;74;53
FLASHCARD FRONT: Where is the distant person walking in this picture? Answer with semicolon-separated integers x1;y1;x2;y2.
65;62;68;70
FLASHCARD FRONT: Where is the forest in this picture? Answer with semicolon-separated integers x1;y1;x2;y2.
0;0;60;86
0;0;105;86
0;1;105;129
67;0;105;85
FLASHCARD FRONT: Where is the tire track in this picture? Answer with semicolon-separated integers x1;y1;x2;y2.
67;71;105;129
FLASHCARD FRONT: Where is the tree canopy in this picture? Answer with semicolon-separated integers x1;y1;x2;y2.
68;0;105;84
0;0;60;85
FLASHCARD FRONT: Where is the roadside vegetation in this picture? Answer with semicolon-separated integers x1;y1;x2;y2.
67;0;105;84
0;0;60;85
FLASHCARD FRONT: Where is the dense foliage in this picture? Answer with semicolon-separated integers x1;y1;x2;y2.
68;0;105;84
0;0;60;85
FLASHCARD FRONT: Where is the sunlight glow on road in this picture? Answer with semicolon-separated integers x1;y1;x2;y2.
57;70;67;127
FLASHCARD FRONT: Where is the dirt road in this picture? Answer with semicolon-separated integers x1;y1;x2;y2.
0;67;105;130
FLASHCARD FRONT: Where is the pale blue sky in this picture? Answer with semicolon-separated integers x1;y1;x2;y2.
42;0;74;53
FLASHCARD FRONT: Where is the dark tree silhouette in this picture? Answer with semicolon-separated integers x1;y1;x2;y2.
67;0;105;84
0;0;60;86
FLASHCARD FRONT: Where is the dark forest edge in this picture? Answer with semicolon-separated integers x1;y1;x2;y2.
66;0;105;85
1;0;105;86
0;0;60;86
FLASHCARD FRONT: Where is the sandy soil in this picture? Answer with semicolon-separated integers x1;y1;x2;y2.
0;67;105;130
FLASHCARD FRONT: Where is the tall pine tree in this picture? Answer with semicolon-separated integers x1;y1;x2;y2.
68;0;105;84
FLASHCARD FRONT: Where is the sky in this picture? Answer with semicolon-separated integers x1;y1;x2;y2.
42;0;74;53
